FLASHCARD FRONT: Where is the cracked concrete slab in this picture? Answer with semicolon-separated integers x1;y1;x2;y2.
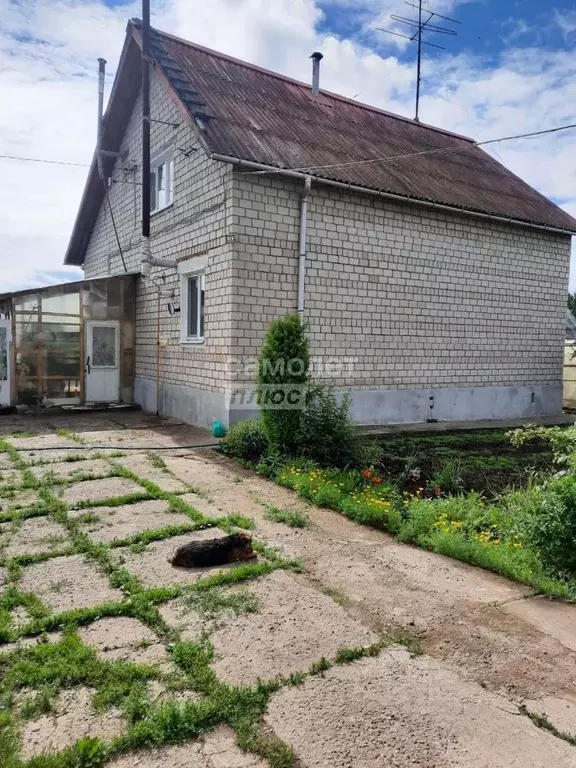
78;617;170;667
109;530;230;588
504;597;576;653
31;458;111;481
62;476;144;505
19;554;123;613
68;499;192;544
266;650;576;768
1;517;70;558
21;686;124;759
114;455;188;493
211;570;377;686
107;725;266;768
523;695;576;736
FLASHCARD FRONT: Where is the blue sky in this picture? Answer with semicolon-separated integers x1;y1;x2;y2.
0;0;575;291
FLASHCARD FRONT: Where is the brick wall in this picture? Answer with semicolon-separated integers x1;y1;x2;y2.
84;67;235;397
230;172;571;393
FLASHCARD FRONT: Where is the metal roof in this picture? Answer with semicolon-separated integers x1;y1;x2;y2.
64;21;576;265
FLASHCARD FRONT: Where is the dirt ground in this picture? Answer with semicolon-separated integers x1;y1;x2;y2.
1;410;576;767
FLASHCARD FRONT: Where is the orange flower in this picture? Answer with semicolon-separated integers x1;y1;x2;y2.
372;476;382;485
362;469;372;479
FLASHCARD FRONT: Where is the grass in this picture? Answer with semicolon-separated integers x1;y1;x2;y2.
264;504;309;528
180;586;260;618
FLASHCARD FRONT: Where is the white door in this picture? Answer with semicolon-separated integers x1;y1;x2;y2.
85;321;120;402
0;319;11;407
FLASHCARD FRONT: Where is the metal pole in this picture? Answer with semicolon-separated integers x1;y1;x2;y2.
141;0;151;239
97;58;106;180
415;0;422;122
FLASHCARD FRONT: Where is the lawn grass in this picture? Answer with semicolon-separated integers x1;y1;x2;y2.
264;504;309;528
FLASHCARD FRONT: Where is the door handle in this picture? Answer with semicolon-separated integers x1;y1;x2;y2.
86;356;91;374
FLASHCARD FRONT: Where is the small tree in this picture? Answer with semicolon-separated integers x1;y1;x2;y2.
257;314;309;455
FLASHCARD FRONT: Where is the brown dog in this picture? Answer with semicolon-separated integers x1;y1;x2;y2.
169;531;255;568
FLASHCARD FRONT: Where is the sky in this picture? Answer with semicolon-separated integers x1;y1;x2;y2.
0;0;575;292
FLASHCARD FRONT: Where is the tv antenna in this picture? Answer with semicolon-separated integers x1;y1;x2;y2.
378;0;460;122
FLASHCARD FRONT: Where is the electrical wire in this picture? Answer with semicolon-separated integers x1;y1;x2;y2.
0;154;90;167
246;121;576;176
103;181;128;273
2;122;575;177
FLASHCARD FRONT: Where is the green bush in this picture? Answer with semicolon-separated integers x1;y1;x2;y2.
523;474;576;576
258;314;309;456
219;419;268;464
298;388;359;467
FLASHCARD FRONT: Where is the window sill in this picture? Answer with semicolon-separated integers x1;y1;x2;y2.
151;202;173;217
181;337;205;346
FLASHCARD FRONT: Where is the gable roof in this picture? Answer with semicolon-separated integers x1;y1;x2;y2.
64;21;576;266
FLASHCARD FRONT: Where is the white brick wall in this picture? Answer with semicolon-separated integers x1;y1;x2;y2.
84;67;235;396
230;173;571;392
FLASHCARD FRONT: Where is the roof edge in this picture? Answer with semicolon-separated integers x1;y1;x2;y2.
129;18;474;145
211;152;576;236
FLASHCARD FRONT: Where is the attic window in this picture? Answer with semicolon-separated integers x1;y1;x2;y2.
150;149;174;214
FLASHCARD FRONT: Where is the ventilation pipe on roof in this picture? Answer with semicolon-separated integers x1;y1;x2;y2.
310;52;323;95
298;176;312;315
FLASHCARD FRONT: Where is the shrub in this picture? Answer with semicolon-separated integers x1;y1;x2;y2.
219;419;268;464
523;474;576;576
258;314;309;456
298;388;359;467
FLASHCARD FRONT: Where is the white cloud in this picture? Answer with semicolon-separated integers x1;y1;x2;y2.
0;0;575;294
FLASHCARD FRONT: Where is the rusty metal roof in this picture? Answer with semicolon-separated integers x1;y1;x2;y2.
64;22;575;265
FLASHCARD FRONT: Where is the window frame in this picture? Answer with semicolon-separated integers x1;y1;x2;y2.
150;148;174;215
180;270;205;345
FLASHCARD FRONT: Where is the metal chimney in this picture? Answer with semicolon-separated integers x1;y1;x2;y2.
96;58;107;180
310;51;323;95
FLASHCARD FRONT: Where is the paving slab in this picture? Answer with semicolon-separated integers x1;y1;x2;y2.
159;598;205;641
68;499;192;544
0;468;21;487
31;458;111;481
7;434;79;451
19;554;123;613
114;454;188;492
107;725;266;768
211;570;377;686
180;492;227;519
0;632;62;656
78;617;170;667
21;686;124;759
504;597;576;653
523;695;576;736
1;517;70;558
109;530;233;588
62;476;144;506
266;650;576;768
0;489;40;512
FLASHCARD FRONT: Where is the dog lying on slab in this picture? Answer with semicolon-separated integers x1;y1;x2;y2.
169;531;255;568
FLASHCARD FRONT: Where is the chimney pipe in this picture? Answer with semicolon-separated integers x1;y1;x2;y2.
96;58;106;180
310;51;323;95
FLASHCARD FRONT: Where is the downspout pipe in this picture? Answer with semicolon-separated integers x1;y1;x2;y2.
298;176;312;315
209;153;576;238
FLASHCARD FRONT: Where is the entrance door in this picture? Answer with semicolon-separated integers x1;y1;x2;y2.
0;319;11;407
85;321;120;403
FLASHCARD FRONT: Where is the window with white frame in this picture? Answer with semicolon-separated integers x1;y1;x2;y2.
181;271;205;342
150;149;174;213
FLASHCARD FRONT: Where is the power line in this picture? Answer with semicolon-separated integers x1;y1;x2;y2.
0;153;90;167
250;122;576;177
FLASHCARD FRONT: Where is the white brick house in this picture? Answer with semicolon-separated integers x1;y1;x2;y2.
65;20;576;429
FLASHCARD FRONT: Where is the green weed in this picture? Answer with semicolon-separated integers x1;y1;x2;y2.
265;505;309;528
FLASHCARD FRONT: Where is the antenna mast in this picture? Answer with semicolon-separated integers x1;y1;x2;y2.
378;0;460;122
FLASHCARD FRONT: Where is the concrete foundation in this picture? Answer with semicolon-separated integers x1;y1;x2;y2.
134;378;228;430
349;384;563;426
135;378;563;430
